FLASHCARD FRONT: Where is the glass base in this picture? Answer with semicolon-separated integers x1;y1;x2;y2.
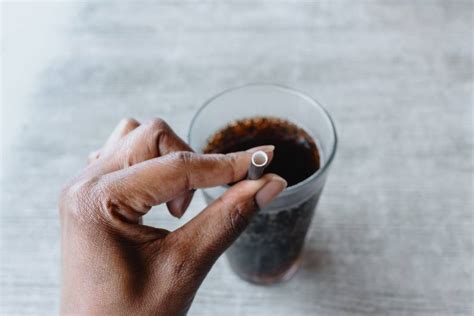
229;254;302;285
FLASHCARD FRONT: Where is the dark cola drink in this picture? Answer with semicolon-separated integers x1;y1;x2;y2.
203;117;321;284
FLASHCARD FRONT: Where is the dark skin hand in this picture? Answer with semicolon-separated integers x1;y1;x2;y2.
59;118;287;315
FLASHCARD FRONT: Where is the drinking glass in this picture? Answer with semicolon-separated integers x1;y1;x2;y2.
188;84;337;284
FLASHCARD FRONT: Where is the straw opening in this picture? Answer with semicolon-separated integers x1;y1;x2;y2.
251;151;268;167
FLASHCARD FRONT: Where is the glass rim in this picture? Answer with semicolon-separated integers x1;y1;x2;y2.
188;83;338;196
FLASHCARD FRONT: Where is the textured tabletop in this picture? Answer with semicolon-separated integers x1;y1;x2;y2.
1;1;473;315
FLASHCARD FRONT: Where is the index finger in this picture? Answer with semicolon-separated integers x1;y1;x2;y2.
99;145;275;217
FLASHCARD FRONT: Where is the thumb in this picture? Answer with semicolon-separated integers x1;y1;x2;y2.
174;173;287;266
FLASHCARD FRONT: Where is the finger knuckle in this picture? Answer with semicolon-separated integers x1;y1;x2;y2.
169;151;195;188
172;151;193;164
59;176;102;220
87;151;99;160
169;151;195;170
225;153;239;182
120;117;139;129
147;117;169;132
146;119;171;153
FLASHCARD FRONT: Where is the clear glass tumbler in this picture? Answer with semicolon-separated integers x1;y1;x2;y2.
188;84;337;284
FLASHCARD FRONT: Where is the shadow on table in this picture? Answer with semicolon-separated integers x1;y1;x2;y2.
299;246;333;275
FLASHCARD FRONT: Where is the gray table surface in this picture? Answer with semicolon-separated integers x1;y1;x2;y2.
1;1;473;315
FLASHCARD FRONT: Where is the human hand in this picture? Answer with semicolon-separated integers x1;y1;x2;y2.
59;118;286;315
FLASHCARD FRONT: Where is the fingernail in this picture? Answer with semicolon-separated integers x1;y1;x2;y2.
256;176;287;209
168;191;194;218
246;145;275;154
178;193;193;217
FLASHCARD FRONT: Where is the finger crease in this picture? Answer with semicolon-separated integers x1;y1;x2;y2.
226;154;238;183
180;153;193;190
229;203;250;236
